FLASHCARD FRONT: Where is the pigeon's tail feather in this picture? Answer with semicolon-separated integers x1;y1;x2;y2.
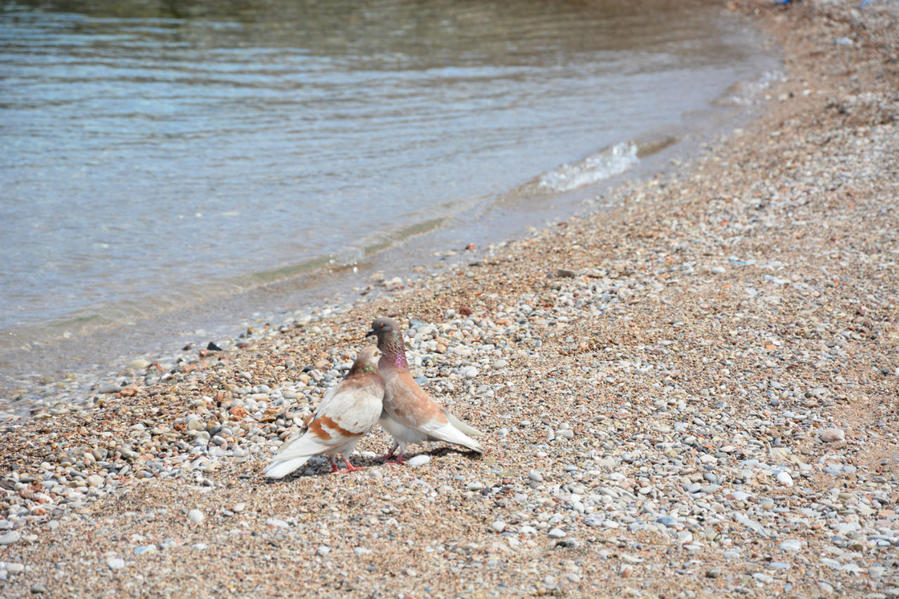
263;433;330;479
444;410;483;438
427;421;484;454
263;456;312;479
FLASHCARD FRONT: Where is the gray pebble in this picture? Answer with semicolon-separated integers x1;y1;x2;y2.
0;530;20;545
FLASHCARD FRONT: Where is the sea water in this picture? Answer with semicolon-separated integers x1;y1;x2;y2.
0;0;778;395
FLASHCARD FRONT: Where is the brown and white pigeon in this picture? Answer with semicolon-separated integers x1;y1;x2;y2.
366;317;483;462
263;347;384;478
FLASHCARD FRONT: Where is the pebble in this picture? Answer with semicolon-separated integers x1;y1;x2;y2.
128;359;150;370
266;518;289;529
0;531;21;545
656;516;677;527
780;539;802;552
492;520;507;533
820;427;845;442
317;545;331;556
776;471;794;487
584;515;604;527
407;455;431;467
6;562;25;575
106;557;125;570
134;545;156;556
548;528;566;538
187;509;204;524
460;366;479;378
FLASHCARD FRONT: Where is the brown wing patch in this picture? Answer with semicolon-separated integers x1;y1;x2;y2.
316;414;361;439
307;417;332;440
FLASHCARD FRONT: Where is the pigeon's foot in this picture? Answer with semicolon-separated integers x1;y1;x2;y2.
384;452;406;465
341;457;361;472
379;443;399;463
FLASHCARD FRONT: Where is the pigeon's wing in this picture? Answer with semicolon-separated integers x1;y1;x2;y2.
384;370;482;453
264;373;383;478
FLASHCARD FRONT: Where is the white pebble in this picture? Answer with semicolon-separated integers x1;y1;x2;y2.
780;539;802;552
107;557;125;570
128;359;150;371
460;366;479;378
317;545;331;556
5;563;24;575
548;528;566;538
776;471;793;487
407;455;431;467
266;518;290;529
187;509;204;524
492;520;507;533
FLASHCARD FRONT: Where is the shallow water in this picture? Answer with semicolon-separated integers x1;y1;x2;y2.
0;0;777;394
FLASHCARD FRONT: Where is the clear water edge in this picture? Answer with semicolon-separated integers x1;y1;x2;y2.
0;84;781;410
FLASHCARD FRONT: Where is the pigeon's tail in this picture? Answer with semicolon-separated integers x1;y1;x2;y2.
263;433;329;479
263;456;312;479
444;410;484;438
428;419;484;454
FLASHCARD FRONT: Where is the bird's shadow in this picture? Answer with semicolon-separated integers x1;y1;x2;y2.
261;446;481;482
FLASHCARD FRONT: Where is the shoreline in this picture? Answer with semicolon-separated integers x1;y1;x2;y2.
0;65;778;421
1;1;898;597
0;4;780;415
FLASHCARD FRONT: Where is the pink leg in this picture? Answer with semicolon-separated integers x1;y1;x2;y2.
380;443;398;462
385;449;406;465
328;456;340;473
341;456;361;472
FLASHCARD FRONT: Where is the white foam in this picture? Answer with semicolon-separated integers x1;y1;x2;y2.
538;142;639;192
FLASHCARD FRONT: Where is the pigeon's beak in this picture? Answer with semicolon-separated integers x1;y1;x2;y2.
365;327;376;338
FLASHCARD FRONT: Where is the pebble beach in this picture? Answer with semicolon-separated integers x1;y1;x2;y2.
1;1;897;597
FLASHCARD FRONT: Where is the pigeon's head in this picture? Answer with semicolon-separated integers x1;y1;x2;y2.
366;317;407;367
350;346;380;374
366;317;400;342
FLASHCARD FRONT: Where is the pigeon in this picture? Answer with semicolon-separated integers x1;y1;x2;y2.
263;346;384;478
366;317;483;462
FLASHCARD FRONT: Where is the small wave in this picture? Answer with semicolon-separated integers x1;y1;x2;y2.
538;142;639;192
